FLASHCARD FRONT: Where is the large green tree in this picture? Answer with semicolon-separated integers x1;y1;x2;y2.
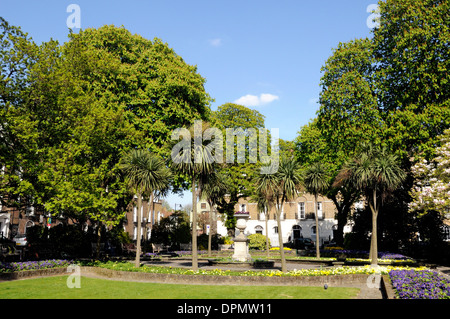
373;0;450;160
63;25;213;158
210;103;268;235
297;0;449;248
308;38;383;247
0;18;44;213
1;21;212;242
0;20;143;250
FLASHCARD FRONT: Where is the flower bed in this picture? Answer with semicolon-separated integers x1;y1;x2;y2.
84;260;427;278
0;259;72;273
389;269;450;299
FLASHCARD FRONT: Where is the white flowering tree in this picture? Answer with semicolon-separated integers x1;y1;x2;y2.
409;129;450;217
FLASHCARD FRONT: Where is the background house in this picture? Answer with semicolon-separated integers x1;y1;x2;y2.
122;197;169;241
216;193;339;247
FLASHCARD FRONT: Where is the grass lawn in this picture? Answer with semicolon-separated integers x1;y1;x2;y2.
0;276;360;299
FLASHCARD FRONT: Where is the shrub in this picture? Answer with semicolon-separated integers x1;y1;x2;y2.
223;236;234;245
248;234;270;250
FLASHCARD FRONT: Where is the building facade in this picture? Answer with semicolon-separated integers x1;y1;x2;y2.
122;197;169;241
0;196;168;243
216;193;340;247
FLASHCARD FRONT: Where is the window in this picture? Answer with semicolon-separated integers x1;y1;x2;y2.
311;225;317;235
298;202;305;219
292;225;302;239
240;204;247;212
201;203;206;209
133;205;144;222
317;202;323;219
273;226;278;234
255;225;263;235
443;225;450;241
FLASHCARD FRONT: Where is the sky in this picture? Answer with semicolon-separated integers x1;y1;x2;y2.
0;0;379;208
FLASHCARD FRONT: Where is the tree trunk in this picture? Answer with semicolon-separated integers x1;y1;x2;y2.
207;204;213;257
369;189;378;267
191;179;198;271
265;212;270;260
135;192;142;268
314;194;321;259
96;221;102;259
143;193;154;248
276;205;286;272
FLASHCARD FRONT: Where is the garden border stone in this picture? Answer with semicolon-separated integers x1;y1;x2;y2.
0;267;68;281
381;275;396;299
80;266;373;287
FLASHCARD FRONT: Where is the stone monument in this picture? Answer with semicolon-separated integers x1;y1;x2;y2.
232;211;251;262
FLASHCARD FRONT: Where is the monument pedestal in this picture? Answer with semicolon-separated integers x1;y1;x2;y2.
232;212;252;262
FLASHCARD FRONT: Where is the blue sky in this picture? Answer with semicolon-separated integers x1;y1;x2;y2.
1;0;378;207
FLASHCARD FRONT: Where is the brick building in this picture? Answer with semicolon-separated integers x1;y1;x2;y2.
122;196;171;241
216;192;340;247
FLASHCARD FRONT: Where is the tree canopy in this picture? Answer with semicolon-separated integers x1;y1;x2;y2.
0;21;212;234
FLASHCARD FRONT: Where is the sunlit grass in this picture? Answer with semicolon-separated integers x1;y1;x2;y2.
0;276;360;299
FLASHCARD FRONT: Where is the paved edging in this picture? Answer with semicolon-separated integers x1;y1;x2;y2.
0;267;68;281
81;266;372;287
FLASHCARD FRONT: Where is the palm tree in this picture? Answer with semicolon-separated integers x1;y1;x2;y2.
303;162;330;259
336;144;405;266
120;149;171;268
200;172;227;257
251;189;272;260
256;157;302;272
171;121;216;271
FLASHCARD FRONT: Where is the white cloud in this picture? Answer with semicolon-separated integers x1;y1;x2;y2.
209;38;223;47
260;93;279;104
234;93;279;107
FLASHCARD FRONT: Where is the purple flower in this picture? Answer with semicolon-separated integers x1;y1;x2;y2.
0;259;72;273
389;269;450;299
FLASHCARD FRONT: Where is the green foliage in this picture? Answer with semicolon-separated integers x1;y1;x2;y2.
317;38;382;169
295;0;449;248
151;212;191;249
211;103;265;130
373;0;450;160
209;103;269;234
64;25;213;157
197;233;223;251
248;233;270;250
302;162;330;197
0;21;211;236
256;157;302;271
